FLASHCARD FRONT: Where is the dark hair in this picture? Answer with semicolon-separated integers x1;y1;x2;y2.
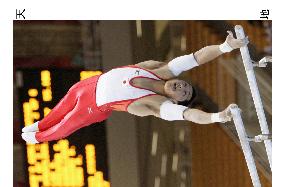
177;86;197;107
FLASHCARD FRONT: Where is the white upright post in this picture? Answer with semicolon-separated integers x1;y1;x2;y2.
230;105;261;187
234;25;272;170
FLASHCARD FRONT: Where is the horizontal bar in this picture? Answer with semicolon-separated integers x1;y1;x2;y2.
234;25;272;170
230;105;261;187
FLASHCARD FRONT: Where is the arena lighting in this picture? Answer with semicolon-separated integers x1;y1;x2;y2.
172;153;178;172
151;131;158;156
160;154;167;177
180;35;186;51
21;69;109;187
180;182;186;187
41;70;52;102
154;176;160;187
136;20;142;38
80;71;102;80
181;171;187;180
178;129;185;142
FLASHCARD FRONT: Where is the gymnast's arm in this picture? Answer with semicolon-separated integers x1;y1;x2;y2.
127;97;233;124
193;31;248;65
135;60;167;69
141;31;248;80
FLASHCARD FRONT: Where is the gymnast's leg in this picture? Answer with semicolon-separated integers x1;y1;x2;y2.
22;86;78;133
22;98;112;143
35;105;86;142
21;75;109;143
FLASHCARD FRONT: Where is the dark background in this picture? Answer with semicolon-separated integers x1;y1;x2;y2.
17;68;109;186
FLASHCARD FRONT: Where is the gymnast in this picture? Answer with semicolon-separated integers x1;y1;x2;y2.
22;31;248;144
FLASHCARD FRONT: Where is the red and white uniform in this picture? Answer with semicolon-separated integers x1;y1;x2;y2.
96;65;162;111
36;65;162;142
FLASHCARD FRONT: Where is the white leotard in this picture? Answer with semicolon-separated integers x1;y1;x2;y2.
96;66;161;111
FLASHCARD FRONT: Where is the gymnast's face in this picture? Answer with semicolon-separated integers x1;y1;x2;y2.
164;79;193;102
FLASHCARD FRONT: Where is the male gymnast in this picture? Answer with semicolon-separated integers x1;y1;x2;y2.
22;31;248;144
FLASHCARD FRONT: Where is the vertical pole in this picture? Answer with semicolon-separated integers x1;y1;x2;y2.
234;25;272;170
230;106;261;187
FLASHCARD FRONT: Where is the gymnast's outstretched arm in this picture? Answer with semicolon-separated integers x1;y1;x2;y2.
146;31;248;80
193;31;248;66
127;96;233;124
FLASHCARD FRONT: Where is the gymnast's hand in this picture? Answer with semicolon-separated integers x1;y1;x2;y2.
218;103;235;123
225;31;249;49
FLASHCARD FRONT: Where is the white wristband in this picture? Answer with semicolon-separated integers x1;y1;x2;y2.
219;41;233;53
211;113;222;123
160;101;188;121
168;53;199;76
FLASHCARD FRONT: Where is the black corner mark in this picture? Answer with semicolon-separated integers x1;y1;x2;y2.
260;9;269;19
16;9;25;19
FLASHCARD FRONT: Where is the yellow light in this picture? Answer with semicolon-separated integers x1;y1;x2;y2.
88;176;95;187
23;70;110;187
43;107;51;117
41;70;51;87
32;112;40;120
80;71;102;80
94;172;104;187
85;144;110;187
42;88;52;101
29;98;39;110
85;144;96;174
27;145;36;165
28;89;38;97
23;102;34;126
104;181;110;187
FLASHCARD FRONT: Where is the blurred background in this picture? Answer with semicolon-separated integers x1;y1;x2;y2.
13;20;272;187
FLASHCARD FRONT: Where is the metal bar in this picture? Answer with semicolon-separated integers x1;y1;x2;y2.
230;105;261;187
234;25;272;170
